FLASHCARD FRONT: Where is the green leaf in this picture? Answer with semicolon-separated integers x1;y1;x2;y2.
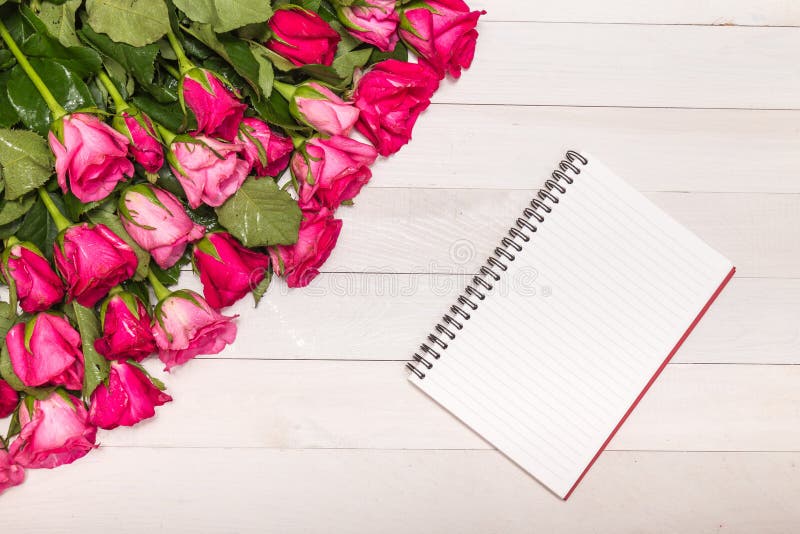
131;93;193;133
37;0;83;47
250;42;274;97
0;71;20;129
71;302;110;398
16;195;61;262
216;177;301;247
174;0;274;33
148;260;183;287
184;23;262;95
78;21;160;90
252;266;272;306
0;129;54;200
0;302;15;341
331;47;372;85
85;0;170;46
87;206;150;280
0;194;35;226
250;90;307;131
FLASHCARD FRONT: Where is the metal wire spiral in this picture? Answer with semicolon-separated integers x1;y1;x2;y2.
406;150;589;379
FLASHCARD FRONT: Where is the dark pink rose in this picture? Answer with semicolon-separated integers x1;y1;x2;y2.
89;361;172;430
0;379;18;418
290;82;359;136
119;184;205;269
1;241;64;313
6;314;84;391
238;118;294;178
292;136;378;211
266;7;341;66
353;59;439;156
54;223;138;307
49;113;134;202
194;232;270;309
94;292;157;363
9;392;97;470
169;136;250;209
270;207;342;288
0;450;24;496
152;290;237;371
182;70;247;142
339;0;399;52
399;0;484;78
116;110;164;173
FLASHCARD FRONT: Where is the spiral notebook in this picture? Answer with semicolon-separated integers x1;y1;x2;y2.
407;151;735;499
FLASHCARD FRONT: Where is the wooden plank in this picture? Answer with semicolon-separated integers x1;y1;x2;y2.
474;0;800;26
433;23;800;109
5;448;799;533
377;106;800;193
95;361;800;453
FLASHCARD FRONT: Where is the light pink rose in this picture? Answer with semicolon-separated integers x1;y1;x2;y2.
265;7;341;66
119;184;205;269
89;361;172;430
117;110;164;173
0;450;24;496
339;0;399;52
94;292;157;363
270;207;342;288
9;392;97;470
1;241;65;313
293;135;378;211
290;82;360;136
169;136;250;209
182;70;247;142
49;113;134;202
194;232;270;309
151;290;237;371
0;379;18;418
238;118;294;178
6;314;84;391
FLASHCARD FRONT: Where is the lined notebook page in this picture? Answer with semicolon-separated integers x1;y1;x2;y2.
409;154;734;499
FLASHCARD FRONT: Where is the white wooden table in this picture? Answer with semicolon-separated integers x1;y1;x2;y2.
5;1;800;531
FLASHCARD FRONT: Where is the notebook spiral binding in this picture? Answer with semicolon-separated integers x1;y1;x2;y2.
406;150;589;379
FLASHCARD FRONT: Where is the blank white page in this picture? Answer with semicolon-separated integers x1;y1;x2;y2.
408;153;734;499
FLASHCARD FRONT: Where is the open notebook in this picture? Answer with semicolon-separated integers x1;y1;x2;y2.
407;151;735;499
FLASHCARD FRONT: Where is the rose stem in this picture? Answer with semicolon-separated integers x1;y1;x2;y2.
0;20;66;119
97;71;130;113
165;28;194;75
146;270;172;301
37;189;71;232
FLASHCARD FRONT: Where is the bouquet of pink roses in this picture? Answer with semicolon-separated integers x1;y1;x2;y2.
0;0;483;495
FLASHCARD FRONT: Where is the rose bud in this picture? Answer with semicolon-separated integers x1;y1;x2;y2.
0;379;18;418
276;81;360;137
292;135;378;211
88;361;172;430
238;118;294;178
49;113;134;202
194;232;270;309
152;290;237;371
182;69;247;142
94;292;157;363
8;392;97;469
119;184;205;269
353;59;439;156
399;0;485;79
54;223;138;307
6;314;84;391
0;450;24;496
270;207;342;288
1;241;65;313
113;110;164;173
338;0;399;52
265;7;341;66
168;136;251;209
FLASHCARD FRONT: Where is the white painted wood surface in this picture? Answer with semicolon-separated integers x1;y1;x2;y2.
5;2;800;532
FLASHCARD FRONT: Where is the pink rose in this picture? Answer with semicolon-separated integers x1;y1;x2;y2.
0;450;24;496
89;361;172;430
152;290;237;371
169;136;250;209
119;184;205;269
9;392;97;470
0;379;18;418
238;118;294;178
1;241;65;313
116;110;165;173
194;232;270;309
266;7;341;66
353;59;439;156
94;292;157;363
270;207;342;288
399;0;484;78
49;113;134;202
292;135;378;211
182;70;247;142
54;223;138;307
6;314;84;390
288;82;360;136
339;0;399;52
